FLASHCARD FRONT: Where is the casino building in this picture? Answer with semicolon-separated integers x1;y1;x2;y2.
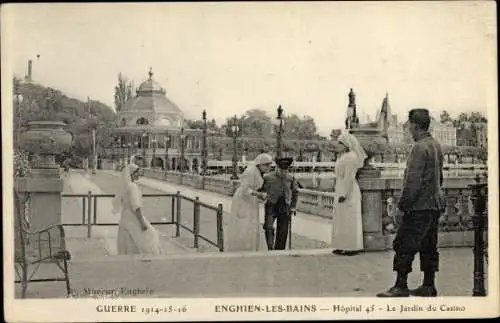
111;69;204;171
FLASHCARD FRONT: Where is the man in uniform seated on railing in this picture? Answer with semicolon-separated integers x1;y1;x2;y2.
262;157;299;250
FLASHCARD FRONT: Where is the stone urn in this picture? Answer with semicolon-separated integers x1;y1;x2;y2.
19;121;73;169
349;127;389;177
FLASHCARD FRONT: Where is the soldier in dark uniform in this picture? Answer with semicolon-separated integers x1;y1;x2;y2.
377;109;445;297
261;157;299;250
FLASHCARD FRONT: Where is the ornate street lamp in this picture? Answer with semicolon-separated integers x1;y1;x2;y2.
201;110;208;176
273;105;285;159
127;143;132;163
179;127;186;173
142;132;147;161
14;87;24;147
152;137;157;168
165;135;170;170
120;140;125;166
112;138;116;165
116;138;121;167
226;115;243;180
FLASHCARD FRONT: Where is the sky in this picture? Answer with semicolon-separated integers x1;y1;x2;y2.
3;2;496;136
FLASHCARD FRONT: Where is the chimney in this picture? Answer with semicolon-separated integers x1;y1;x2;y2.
27;60;33;82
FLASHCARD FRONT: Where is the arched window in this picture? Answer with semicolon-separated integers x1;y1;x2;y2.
136;117;149;125
121;118;127;126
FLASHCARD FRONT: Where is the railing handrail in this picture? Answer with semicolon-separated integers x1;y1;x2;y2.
62;193;176;198
61;190;224;252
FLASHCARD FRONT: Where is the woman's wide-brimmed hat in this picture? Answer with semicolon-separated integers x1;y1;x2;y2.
275;157;294;169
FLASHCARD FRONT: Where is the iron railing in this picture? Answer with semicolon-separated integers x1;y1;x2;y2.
61;191;224;252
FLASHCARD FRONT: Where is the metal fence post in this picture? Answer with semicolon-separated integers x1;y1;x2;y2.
87;190;92;238
193;197;200;248
82;197;86;224
470;177;488;297
93;196;98;224
175;191;181;237
216;203;224;252
171;195;175;224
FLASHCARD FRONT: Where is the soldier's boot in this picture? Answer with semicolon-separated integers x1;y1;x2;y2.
265;230;275;250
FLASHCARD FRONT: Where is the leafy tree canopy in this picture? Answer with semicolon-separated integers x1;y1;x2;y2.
13;77;117;158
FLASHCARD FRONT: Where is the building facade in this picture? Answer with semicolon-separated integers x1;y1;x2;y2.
429;120;457;147
387;116;457;147
111;69;204;171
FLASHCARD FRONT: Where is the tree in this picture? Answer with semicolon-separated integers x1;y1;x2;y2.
453;112;487;146
184;118;220;134
241;109;273;137
114;73;134;112
284;114;318;139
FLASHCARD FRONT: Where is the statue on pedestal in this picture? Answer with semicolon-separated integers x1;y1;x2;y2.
341;91;391;174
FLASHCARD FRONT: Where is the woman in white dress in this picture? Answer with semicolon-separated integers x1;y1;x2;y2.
113;163;163;255
225;153;273;252
331;131;367;256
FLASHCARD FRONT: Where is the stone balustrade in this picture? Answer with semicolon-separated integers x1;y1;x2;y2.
141;168;486;250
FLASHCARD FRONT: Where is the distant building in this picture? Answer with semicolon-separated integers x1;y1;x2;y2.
386;113;457;147
429;120;457;147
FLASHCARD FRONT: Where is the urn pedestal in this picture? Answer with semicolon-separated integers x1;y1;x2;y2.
17;121;72;230
350;127;389;251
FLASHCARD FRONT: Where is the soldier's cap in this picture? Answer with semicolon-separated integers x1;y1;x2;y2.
408;109;430;122
275;157;294;169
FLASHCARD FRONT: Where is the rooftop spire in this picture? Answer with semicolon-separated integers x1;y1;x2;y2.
148;67;153;80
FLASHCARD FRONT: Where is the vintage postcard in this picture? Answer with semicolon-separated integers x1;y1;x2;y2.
2;1;498;321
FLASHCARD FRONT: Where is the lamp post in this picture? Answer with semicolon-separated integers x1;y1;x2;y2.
112;139;116;168
152;137;157;168
14;89;24;148
275;105;285;159
201;110;208;175
179;127;186;173
142;132;147;165
116;138;121;168
86;97;98;175
121;141;125;166
469;173;488;296
226;115;242;180
127;143;132;164
165;135;170;170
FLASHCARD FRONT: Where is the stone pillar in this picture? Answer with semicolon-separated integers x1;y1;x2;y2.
15;170;64;231
357;166;388;251
17;121;72;230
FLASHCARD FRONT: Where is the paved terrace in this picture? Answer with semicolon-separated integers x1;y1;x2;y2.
16;248;480;298
14;170;485;298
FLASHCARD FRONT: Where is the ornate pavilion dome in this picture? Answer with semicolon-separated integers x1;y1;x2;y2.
118;68;183;127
